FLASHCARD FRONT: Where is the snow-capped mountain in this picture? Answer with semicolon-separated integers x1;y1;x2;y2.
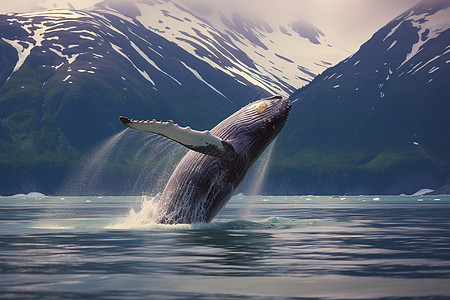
274;0;450;195
0;7;262;194
0;0;350;195
94;0;349;96
0;8;261;109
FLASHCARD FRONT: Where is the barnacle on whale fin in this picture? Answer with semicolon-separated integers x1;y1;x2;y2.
257;103;268;114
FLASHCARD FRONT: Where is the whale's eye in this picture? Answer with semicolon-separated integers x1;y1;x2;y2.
257;103;268;114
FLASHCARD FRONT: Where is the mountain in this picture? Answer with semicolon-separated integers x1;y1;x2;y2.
0;0;347;195
0;8;262;195
95;0;349;96
271;0;450;195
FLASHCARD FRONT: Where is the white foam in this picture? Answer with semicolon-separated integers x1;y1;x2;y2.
105;196;169;229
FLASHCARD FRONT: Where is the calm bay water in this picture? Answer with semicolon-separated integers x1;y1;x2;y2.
0;194;449;299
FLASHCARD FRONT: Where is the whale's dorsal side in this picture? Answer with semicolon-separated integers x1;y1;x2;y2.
119;116;235;158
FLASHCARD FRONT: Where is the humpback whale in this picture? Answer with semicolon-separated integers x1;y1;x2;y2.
120;95;291;224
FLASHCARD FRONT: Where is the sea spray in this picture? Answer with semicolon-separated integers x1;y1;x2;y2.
106;195;196;230
59;129;128;195
130;138;185;195
59;129;186;195
245;137;278;196
105;195;161;229
105;195;303;230
239;138;278;219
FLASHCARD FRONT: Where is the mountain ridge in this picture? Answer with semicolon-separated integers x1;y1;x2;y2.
272;0;450;195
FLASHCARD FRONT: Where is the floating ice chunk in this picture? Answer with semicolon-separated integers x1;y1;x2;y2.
63;75;71;82
11;192;46;197
373;197;380;201
27;192;46;197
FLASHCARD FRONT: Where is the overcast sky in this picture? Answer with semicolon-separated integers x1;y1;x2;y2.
1;0;420;52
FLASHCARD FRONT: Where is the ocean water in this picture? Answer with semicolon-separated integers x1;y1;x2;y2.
0;194;449;299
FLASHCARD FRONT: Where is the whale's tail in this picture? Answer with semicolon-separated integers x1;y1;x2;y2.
119;116;235;158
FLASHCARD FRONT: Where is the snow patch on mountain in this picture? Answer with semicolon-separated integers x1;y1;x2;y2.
132;0;348;96
179;60;230;102
111;42;155;86
397;6;450;69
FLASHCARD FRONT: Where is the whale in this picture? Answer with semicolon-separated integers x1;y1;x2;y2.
119;95;291;224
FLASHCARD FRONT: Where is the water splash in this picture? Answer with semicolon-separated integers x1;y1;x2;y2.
105;195;306;230
129;137;185;195
105;195;161;229
239;137;278;220
245;137;278;196
59;130;128;195
59;129;186;196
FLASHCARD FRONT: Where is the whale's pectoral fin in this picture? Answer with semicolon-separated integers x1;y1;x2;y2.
119;116;235;158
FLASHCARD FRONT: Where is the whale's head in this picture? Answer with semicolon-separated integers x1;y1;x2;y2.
213;95;291;158
244;95;291;140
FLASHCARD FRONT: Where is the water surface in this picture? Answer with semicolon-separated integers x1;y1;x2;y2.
1;195;449;299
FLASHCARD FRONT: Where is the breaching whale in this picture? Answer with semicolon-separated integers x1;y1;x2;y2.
119;95;291;224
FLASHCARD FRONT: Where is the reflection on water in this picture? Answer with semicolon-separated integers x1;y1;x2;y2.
176;230;274;276
0;195;450;299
